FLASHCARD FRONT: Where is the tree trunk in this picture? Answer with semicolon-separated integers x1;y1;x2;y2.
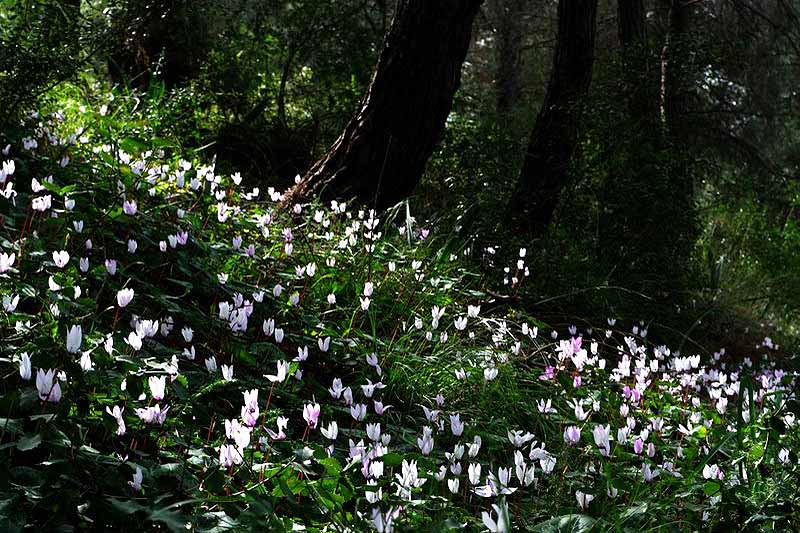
286;0;482;210
660;0;693;204
618;0;656;122
618;0;646;50
493;0;526;114
661;0;689;140
510;0;598;235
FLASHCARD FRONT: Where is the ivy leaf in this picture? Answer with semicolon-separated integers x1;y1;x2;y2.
16;433;42;452
531;514;596;532
0;418;24;436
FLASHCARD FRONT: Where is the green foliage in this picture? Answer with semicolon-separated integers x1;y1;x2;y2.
0;84;797;532
104;0;385;184
0;0;103;131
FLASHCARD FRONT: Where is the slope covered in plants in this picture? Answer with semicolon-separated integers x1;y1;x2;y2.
0;93;797;532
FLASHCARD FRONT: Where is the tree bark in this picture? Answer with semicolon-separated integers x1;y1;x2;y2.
660;0;694;206
618;0;646;51
510;0;598;235
661;0;689;140
286;0;482;210
618;0;656;123
493;0;526;114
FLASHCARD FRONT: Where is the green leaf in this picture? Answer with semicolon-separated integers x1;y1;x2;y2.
16;433;42;451
149;505;190;532
0;418;24;436
749;443;765;461
379;452;403;467
619;501;649;520
108;498;147;515
531;514;596;533
703;481;720;496
316;456;342;476
235;345;257;367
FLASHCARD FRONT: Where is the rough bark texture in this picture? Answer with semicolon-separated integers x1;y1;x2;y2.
493;0;526;114
286;0;482;210
510;0;598;235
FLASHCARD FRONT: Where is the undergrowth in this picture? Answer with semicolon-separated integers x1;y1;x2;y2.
0;88;797;532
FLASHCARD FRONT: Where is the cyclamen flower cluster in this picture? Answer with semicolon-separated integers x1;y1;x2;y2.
0;105;797;532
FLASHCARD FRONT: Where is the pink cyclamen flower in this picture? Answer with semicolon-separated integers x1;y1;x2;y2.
0;252;15;273
702;464;724;480
19;353;31;380
106;405;126;436
241;389;259;427
148;375;166;401
52;250;69;268
417;426;434;455
592;424;611;456
633;437;644;455
350;403;367;421
36;368;62;402
116;288;134;307
266;416;289;440
643;463;659;482
303;402;321;428
563;425;581;445
123;199;137;216
571;336;582;353
135;404;169;424
374;400;392;415
219;444;243;468
450;413;465;436
66;325;82;353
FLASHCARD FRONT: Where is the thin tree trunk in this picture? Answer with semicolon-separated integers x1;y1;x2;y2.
493;0;526;114
618;0;655;122
510;0;598;235
659;0;697;288
276;45;296;127
661;0;689;140
618;0;646;50
286;0;482;210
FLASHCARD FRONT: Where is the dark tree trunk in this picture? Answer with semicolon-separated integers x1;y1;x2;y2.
618;0;646;50
510;0;598;235
660;0;693;204
618;0;656;122
661;0;689;140
493;0;526;114
287;0;482;210
276;45;296;128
